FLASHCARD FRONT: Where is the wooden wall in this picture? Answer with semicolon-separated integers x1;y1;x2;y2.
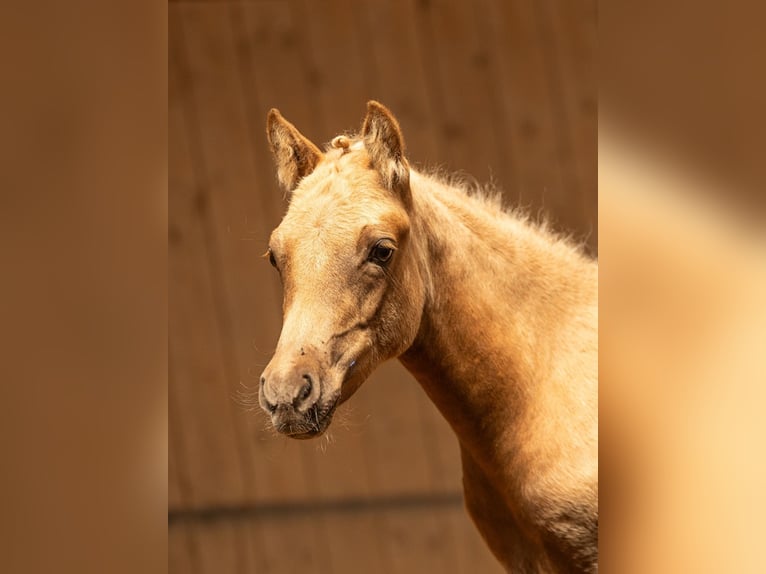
169;0;595;572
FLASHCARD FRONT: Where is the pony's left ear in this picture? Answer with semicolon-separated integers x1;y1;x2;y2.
362;101;410;193
266;108;323;192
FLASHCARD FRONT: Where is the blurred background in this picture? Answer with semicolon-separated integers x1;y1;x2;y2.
3;1;764;573
169;0;595;572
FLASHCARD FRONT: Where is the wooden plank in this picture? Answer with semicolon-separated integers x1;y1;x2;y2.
447;505;507;574
177;1;317;504
168;378;187;512
549;0;598;247
479;0;569;219
412;377;464;494
536;0;598;245
169;9;247;508
233;0;324;158
169;522;197;574
362;0;441;164
247;513;332;573
190;519;242;574
170;516;259;574
293;0;375;134
173;504;497;574
319;512;390;574
410;0;507;187
354;362;434;496
377;505;459;573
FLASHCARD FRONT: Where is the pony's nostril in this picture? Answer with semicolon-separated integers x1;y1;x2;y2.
260;377;276;413
298;375;313;403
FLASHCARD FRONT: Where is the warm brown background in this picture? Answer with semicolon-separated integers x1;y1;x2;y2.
169;0;595;572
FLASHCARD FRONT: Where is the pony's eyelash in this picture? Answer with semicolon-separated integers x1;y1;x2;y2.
265;248;278;268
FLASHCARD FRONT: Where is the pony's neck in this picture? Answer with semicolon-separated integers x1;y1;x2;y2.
400;170;596;474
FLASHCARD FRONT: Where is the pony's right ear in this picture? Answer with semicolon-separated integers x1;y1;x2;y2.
266;109;322;191
361;101;410;194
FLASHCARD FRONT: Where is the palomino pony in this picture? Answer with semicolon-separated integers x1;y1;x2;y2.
258;102;598;573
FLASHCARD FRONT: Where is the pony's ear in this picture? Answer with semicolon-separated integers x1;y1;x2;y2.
266;109;322;191
361;101;410;192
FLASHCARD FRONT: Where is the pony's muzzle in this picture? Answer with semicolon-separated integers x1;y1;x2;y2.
259;354;322;420
259;373;313;414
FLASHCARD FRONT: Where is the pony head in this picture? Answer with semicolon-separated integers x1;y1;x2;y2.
258;102;427;438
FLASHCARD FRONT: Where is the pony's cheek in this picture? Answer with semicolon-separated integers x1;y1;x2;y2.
379;289;424;356
329;333;380;402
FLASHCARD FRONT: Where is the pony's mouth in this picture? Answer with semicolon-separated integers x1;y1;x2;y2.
275;394;340;440
268;350;366;440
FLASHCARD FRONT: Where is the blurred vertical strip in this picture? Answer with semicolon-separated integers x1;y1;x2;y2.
600;1;766;572
0;1;166;574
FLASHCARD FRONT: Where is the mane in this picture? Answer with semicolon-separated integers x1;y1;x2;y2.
414;165;594;259
325;134;594;258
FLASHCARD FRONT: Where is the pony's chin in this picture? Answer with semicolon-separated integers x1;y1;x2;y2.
278;418;330;440
285;428;325;440
277;394;340;440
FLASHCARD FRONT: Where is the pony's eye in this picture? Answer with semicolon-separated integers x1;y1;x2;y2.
268;249;278;268
369;241;395;265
